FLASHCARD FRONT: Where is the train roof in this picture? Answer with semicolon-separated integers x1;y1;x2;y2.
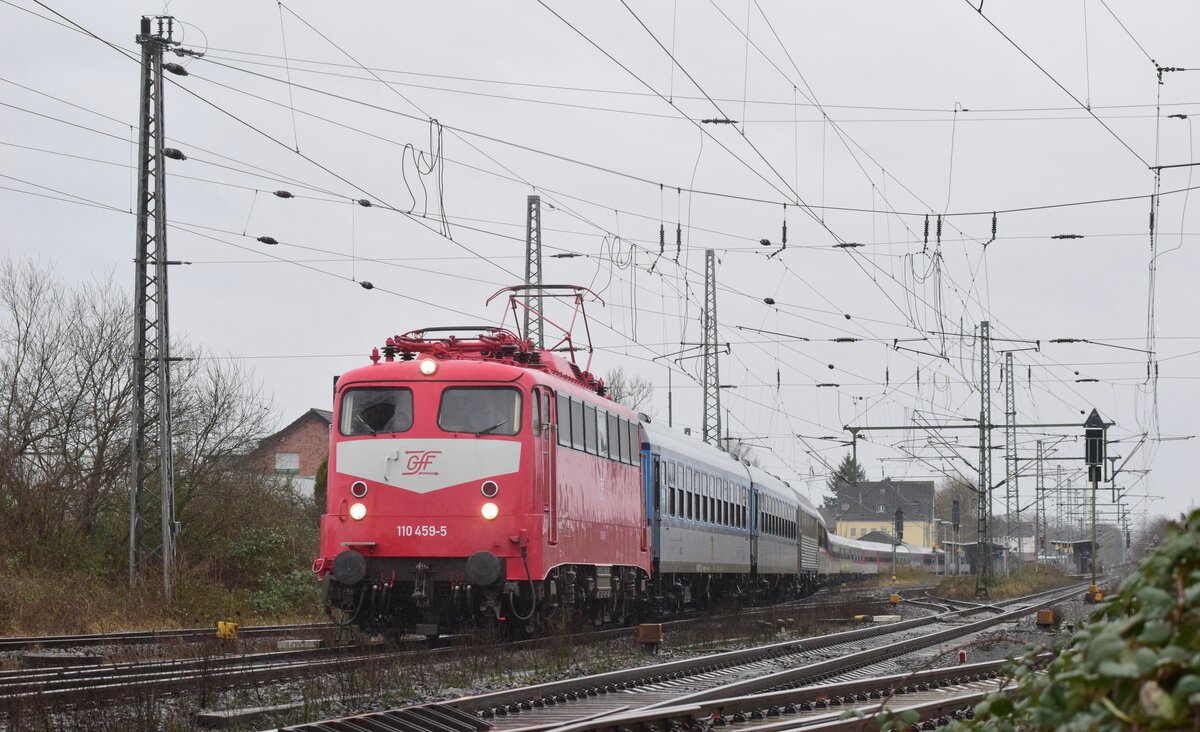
336;352;637;414
640;418;750;481
746;464;803;506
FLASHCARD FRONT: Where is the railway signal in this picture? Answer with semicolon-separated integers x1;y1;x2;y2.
1083;408;1106;602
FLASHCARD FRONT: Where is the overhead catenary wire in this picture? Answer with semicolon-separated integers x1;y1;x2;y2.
4;0;1176;506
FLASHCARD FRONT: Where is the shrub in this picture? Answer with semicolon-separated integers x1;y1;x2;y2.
950;510;1200;731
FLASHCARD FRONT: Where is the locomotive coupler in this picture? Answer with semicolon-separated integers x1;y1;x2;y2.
502;581;520;604
413;561;431;607
482;592;501;619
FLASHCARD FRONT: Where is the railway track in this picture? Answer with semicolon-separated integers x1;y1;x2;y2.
0;584;921;713
281;582;1086;732
553;657;1025;732
0;582;910;657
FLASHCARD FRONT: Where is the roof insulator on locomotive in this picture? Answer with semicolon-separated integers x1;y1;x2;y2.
370;347;381;364
357;199;372;207
359;281;374;290
382;337;398;362
257;236;278;245
273;190;294;199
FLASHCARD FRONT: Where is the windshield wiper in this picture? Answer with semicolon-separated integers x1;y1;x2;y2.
353;413;378;436
473;419;508;436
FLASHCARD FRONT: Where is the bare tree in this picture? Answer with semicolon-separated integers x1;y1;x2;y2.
0;257;293;585
934;477;981;542
1131;514;1175;561
0;259;132;562
603;365;655;415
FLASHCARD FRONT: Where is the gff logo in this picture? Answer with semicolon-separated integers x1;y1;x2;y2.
403;450;442;476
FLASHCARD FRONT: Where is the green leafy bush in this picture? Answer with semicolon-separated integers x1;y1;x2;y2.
951;510;1200;731
251;568;321;617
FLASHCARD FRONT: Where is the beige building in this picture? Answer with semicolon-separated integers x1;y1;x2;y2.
831;478;939;548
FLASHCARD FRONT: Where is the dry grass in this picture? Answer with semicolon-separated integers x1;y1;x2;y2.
0;567;323;636
935;563;1070;600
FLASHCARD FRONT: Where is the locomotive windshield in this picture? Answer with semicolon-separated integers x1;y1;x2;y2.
339;388;414;436
438;387;522;436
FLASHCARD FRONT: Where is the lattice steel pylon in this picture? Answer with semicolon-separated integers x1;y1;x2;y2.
1035;439;1045;560
975;320;992;599
523;195;543;349
701;249;721;445
1004;351;1018;566
129;16;179;600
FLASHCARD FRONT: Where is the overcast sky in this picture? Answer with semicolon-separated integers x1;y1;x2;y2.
2;1;1197;528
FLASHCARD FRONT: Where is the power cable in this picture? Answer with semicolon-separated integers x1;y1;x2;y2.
966;0;1151;168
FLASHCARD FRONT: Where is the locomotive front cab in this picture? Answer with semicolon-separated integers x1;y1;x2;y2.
317;360;542;634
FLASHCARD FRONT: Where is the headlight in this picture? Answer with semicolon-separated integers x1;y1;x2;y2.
419;358;438;376
349;502;367;521
481;502;499;520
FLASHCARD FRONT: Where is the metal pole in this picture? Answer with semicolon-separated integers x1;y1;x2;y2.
955;525;961;575
1035;440;1044;564
667;368;673;428
975;320;992;599
701;249;720;446
1004;351;1018;569
523;195;543;348
130;15;178;602
1091;472;1099;591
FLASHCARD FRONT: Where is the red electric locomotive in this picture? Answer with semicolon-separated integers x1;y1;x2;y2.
314;287;651;635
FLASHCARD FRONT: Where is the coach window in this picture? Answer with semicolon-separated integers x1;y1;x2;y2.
685;467;693;519
340;388;414;436
679;467;687;518
667;462;676;516
556;394;571;447
596;409;609;456
584;404;598;454
570;398;586;450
